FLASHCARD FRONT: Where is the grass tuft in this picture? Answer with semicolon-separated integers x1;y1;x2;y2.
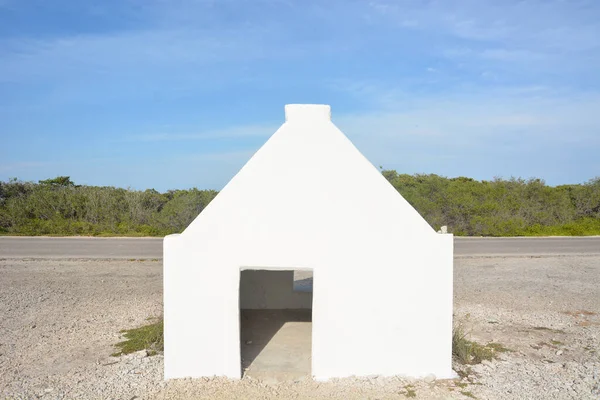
112;318;163;357
452;326;510;365
456;367;472;380
401;384;417;398
485;342;511;353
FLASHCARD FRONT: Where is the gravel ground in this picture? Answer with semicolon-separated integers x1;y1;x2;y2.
0;256;598;399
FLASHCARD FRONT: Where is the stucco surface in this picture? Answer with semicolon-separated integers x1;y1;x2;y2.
163;104;454;380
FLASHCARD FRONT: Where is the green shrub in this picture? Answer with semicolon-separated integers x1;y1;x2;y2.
1;174;599;237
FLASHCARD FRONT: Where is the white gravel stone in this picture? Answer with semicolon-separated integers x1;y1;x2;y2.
1;256;599;399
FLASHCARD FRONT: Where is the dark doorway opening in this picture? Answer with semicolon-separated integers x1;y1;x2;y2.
239;269;313;382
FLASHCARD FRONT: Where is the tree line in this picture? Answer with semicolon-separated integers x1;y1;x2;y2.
0;176;217;236
382;171;600;236
1;173;599;236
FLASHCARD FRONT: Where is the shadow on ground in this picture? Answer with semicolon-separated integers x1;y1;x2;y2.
240;309;312;381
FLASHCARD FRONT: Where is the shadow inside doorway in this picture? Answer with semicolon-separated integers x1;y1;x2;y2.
240;309;312;381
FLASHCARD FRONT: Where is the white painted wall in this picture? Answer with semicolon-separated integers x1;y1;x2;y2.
163;104;454;381
240;270;312;309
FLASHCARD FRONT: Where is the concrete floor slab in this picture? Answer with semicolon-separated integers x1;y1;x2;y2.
241;309;312;383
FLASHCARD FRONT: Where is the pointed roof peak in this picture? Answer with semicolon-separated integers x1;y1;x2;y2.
285;104;331;123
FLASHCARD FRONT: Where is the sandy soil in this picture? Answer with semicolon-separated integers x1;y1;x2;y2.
0;256;599;399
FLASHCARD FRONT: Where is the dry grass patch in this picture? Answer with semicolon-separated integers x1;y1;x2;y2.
452;326;510;365
532;326;565;334
401;384;417;398
112;317;164;357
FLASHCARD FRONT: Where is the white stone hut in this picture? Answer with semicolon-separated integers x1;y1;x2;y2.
163;104;454;381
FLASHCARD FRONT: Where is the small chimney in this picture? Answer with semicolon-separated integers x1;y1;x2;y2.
285;104;331;123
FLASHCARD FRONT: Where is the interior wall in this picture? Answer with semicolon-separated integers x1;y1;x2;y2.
240;270;313;309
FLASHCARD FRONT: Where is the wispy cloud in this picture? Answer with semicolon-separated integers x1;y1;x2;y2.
336;83;600;137
185;149;256;163
368;0;600;79
0;161;53;173
479;49;547;62
0;29;260;84
1;0;599;189
330;84;600;184
123;123;277;143
368;0;599;45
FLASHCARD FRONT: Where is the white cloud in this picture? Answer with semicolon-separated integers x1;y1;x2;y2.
368;0;600;73
479;49;547;62
124;123;277;142
0;29;260;84
325;84;600;182
1;0;599;188
0;161;54;173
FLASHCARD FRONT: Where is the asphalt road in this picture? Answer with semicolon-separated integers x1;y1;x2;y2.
455;236;600;256
0;236;599;259
0;237;163;259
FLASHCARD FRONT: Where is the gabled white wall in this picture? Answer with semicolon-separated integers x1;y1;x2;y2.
164;104;454;381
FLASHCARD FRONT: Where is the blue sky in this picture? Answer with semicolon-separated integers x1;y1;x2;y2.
1;0;599;191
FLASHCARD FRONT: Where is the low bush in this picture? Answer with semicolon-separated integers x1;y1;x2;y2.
1;174;599;236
